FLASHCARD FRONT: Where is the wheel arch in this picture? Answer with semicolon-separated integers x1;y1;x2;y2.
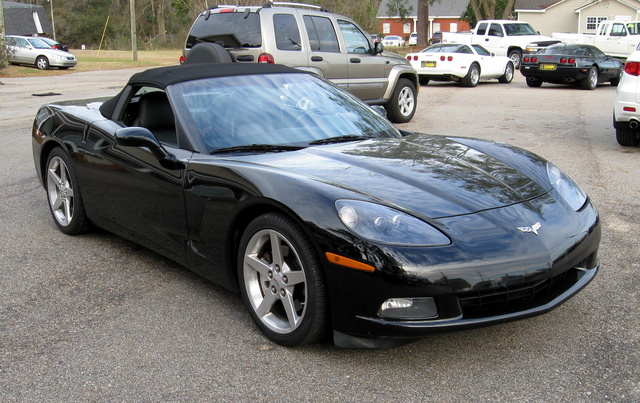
37;138;69;187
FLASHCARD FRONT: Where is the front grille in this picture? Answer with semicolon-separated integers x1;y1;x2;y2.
458;268;581;319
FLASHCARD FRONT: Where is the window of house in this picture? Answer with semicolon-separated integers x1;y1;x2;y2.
383;23;391;34
587;17;607;30
403;23;411;34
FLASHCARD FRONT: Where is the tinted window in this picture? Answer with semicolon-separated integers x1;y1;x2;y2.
471;44;491;56
338;20;371;54
304;15;340;52
503;23;537;36
476;23;488;35
274;14;301;51
187;12;261;48
488;23;503;37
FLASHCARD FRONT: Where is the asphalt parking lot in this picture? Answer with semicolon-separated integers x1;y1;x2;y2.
0;69;638;401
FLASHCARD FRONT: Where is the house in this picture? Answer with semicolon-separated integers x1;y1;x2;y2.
3;1;53;36
377;0;471;39
515;0;640;35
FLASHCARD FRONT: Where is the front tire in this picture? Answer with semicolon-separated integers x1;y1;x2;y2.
508;50;522;69
616;127;640;146
498;62;515;83
461;63;480;87
238;213;328;346
36;56;50;70
385;78;417;123
581;66;598;90
45;148;90;235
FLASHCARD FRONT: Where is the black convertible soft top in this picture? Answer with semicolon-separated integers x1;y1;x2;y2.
100;63;303;119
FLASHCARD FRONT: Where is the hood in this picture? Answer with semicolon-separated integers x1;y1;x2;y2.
242;134;551;219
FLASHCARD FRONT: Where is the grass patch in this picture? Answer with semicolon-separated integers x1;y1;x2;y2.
0;49;182;78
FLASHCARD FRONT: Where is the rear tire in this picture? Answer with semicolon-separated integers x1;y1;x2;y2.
419;76;430;86
526;77;542;87
581;66;598;90
461;63;480;87
498;62;514;83
508;50;522;69
45;148;90;235
616;127;640;146
385;78;417;123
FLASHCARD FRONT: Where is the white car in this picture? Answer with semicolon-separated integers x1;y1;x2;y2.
406;43;514;87
613;45;640;146
6;35;77;70
382;35;405;47
408;32;418;46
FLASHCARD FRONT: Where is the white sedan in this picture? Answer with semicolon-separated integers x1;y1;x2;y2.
406;43;514;87
382;35;405;48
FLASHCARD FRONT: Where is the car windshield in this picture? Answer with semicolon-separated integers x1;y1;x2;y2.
169;73;401;153
26;38;53;49
503;23;538;36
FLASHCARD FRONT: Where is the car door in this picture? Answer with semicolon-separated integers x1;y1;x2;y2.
11;37;33;64
77;87;192;262
471;44;503;78
302;14;348;90
336;19;388;100
483;23;507;56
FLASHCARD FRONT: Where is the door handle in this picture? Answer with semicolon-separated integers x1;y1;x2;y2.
311;56;323;62
350;58;361;63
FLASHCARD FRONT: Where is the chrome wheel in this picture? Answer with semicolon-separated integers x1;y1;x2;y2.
47;155;75;227
243;228;307;334
397;86;415;117
462;63;480;87
36;56;50;70
44;148;89;235
582;66;598;90
239;213;327;346
386;78;417;123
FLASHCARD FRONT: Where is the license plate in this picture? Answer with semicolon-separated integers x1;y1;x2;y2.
540;63;557;71
422;61;436;68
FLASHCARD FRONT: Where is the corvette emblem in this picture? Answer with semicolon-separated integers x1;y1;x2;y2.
517;222;542;235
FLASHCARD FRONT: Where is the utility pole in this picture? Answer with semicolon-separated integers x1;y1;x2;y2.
0;0;7;69
130;0;137;61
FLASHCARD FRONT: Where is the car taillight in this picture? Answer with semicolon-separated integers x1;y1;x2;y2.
560;58;567;63
625;61;640;76
568;58;575;64
413;55;418;61
179;55;186;64
258;53;275;64
524;56;530;63
440;55;445;61
532;57;537;63
406;56;411;61
447;56;453;61
219;8;234;13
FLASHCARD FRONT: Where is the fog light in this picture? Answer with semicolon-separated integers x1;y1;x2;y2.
378;297;438;320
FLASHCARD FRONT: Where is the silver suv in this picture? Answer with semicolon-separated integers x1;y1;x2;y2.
182;1;418;123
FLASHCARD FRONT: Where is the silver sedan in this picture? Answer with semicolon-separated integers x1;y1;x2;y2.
6;35;77;70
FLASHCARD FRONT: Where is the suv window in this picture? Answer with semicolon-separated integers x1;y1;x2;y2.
186;12;262;48
303;15;340;53
338;20;371;54
274;13;302;51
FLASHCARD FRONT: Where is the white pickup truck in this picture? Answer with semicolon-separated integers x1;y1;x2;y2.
441;20;557;68
552;21;640;58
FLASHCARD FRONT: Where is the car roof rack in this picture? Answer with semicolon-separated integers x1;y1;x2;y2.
261;1;329;12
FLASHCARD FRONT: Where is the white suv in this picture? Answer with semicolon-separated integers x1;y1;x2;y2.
613;45;640;146
181;1;418;123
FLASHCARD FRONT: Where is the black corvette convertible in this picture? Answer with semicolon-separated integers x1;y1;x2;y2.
32;63;600;348
521;43;623;89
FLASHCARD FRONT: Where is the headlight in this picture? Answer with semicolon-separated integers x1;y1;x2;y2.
546;162;587;210
335;200;450;246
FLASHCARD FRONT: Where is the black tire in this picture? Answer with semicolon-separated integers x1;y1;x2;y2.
36;56;50;70
385;78;417;123
418;76;430;86
610;68;623;86
45;148;90;235
616;127;640;146
526;77;543;87
498;62;514;83
58;67;70;70
238;213;328;346
461;63;480;87
508;49;522;69
184;42;232;64
581;66;598;90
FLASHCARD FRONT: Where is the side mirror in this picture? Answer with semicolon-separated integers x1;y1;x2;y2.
374;41;384;55
115;127;185;170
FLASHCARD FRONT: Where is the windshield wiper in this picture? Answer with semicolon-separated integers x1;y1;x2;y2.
309;135;371;145
210;144;305;154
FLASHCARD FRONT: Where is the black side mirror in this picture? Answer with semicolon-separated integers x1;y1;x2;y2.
115;127;185;170
375;41;384;55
